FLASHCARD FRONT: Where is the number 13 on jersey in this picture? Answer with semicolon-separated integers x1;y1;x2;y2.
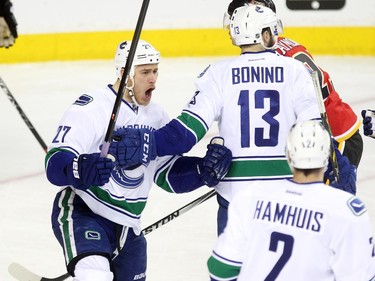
238;89;280;148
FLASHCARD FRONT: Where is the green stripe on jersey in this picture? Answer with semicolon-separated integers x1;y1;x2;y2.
225;159;292;179
177;112;207;142
89;187;147;217
207;256;241;280
155;168;174;193
59;188;75;263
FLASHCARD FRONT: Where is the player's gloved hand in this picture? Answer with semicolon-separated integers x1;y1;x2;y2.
0;17;14;48
324;147;357;195
361;109;375;139
66;153;115;190
197;137;232;187
108;127;157;169
0;0;17;48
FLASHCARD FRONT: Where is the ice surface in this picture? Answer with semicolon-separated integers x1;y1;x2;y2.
0;56;374;280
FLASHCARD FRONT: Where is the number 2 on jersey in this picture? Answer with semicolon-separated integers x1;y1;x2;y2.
238;89;280;148
265;231;294;281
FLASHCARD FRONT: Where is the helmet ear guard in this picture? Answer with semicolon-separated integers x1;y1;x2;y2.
286;121;331;169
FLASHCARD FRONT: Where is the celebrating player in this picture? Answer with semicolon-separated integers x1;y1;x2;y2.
207;120;375;281
0;0;17;48
225;0;363;169
362;109;375;139
110;5;325;235
45;39;232;281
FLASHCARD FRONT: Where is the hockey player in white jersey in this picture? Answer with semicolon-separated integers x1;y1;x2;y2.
45;40;232;281
107;5;323;235
207;120;375;281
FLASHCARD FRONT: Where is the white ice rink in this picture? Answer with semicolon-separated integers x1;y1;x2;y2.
1;56;375;280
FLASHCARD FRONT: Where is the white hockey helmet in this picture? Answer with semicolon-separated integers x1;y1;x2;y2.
286;120;331;169
229;4;282;47
114;39;160;79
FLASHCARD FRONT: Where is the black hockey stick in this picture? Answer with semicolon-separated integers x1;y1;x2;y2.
0;76;48;152
142;137;224;235
311;71;340;182
100;0;150;157
142;189;217;235
8;190;217;281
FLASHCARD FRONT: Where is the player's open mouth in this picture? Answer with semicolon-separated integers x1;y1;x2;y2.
145;88;154;97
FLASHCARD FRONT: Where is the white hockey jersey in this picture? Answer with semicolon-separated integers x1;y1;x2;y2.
47;85;175;235
177;51;320;202
208;180;375;281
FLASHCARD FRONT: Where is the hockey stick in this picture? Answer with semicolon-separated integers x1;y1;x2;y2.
311;71;340;182
142;189;217;235
8;263;70;281
100;0;150;157
8;190;217;281
0;76;48;152
9;136;222;280
9;137;224;280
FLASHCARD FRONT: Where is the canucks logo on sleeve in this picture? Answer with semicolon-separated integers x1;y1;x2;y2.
74;94;93;106
347;197;367;216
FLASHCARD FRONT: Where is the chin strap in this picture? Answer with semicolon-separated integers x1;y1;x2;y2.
124;75;139;110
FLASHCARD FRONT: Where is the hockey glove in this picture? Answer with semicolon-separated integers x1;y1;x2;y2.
108;127;157;169
324;147;357;195
197;137;232;187
66;153;115;190
0;0;17;48
361;109;375;139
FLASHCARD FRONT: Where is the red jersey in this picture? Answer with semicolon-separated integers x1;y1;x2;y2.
275;37;361;142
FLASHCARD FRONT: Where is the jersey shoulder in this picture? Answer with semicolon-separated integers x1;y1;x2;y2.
276;36;312;58
69;86;113;112
235;180;368;219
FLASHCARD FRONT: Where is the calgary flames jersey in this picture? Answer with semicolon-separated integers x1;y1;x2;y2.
275;37;361;142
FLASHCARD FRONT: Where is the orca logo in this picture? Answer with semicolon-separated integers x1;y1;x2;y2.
111;165;145;189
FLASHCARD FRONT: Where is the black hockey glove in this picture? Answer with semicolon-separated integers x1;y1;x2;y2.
361;109;375;139
108;127;157;169
1;0;17;38
197;137;232;187
66;153;115;190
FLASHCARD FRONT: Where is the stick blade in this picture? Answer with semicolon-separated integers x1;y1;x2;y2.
8;263;70;281
8;263;42;281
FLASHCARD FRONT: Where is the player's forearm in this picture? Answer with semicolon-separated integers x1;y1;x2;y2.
154;119;197;156
45;150;76;186
167;156;205;193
